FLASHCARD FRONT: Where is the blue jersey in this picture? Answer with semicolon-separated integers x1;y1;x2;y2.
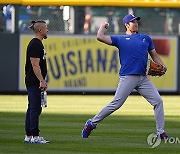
110;33;155;76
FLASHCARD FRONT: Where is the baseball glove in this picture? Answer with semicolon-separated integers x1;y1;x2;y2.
148;60;166;76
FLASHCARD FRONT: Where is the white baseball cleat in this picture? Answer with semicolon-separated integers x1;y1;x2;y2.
23;135;32;143
30;136;50;144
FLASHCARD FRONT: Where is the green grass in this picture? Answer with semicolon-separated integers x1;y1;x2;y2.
0;95;180;153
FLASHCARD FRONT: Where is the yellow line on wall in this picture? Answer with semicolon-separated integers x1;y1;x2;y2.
1;0;180;8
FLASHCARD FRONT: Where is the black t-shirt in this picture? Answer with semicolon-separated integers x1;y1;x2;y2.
25;38;47;87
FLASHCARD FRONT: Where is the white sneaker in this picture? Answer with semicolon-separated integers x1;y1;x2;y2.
23;135;32;143
31;136;50;144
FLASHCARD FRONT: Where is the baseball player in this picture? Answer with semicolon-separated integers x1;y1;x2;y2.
82;14;169;139
24;20;49;144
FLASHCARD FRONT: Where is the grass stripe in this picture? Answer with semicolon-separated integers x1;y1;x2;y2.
0;95;180;153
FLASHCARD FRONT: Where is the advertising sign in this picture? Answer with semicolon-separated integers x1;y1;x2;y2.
19;35;177;92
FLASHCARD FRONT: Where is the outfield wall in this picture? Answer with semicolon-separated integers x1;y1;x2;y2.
0;33;179;94
0;33;19;92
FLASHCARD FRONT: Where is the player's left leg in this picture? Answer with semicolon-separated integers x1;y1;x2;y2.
27;86;42;137
82;75;140;138
136;76;169;139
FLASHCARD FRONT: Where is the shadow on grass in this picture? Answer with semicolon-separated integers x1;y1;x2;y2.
0;112;180;154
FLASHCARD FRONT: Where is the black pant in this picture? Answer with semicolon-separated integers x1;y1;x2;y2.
25;86;42;136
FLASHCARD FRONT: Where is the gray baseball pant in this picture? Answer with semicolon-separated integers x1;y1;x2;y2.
91;75;165;134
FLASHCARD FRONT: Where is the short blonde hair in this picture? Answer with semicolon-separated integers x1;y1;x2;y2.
28;20;46;33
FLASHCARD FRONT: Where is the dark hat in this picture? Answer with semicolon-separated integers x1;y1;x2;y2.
123;14;140;25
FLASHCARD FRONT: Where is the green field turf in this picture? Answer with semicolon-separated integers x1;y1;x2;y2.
0;95;180;154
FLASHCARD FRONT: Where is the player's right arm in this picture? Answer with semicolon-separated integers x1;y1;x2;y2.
97;22;112;45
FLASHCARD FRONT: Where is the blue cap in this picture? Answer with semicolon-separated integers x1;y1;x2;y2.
123;14;140;25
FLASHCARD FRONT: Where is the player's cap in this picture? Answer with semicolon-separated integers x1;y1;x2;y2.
123;14;140;25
